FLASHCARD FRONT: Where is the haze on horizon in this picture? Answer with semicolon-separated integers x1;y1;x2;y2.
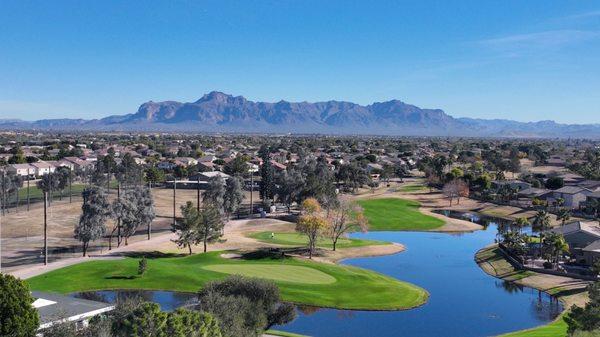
1;1;599;124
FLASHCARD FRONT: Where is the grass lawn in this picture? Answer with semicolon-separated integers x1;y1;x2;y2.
499;315;567;337
398;184;427;192
248;231;389;249
475;246;534;281
357;198;445;231
11;180;120;205
202;264;336;284
27;251;428;310
17;184;86;200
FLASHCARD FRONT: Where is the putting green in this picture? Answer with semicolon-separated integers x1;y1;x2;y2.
202;264;336;284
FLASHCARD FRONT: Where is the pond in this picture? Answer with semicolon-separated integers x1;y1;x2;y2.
276;217;562;337
70;289;198;312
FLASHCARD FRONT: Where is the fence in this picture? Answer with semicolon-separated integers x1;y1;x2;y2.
497;243;598;282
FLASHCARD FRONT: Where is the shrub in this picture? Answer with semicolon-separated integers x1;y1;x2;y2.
138;257;148;276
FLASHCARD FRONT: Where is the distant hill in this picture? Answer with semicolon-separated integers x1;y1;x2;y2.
1;91;599;138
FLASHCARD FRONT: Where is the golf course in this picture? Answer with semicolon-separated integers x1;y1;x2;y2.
248;231;390;249
357;198;444;231
27;251;428;310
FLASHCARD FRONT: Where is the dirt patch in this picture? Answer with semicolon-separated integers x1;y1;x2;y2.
220;253;242;259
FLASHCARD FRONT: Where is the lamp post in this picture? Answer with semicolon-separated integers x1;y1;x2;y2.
173;178;177;226
43;191;48;266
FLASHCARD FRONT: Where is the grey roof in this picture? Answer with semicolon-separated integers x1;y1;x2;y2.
32;291;114;327
583;240;600;253
551;221;600;238
518;187;550;197
553;186;589;194
579;180;600;189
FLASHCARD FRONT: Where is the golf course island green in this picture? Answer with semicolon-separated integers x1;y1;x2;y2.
27;251;428;310
357;198;444;231
248;231;390;249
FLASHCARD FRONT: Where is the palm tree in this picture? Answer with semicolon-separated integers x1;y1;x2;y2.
532;209;551;258
532;209;551;236
556;208;571;226
543;232;569;269
514;217;530;234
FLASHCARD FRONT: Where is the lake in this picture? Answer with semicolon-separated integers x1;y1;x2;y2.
276;219;561;337
71;289;198;312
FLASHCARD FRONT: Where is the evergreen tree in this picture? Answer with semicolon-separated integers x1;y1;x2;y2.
75;186;110;256
223;176;245;219
259;146;274;202
0;274;40;337
203;176;226;213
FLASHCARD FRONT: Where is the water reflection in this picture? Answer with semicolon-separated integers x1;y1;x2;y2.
70;290;198;312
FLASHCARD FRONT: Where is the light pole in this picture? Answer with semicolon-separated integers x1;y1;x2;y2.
249;170;254;217
196;176;201;212
173;178;177;226
27;168;30;211
43;191;48;266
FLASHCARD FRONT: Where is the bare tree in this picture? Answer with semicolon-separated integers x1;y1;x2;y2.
326;199;369;251
442;179;469;206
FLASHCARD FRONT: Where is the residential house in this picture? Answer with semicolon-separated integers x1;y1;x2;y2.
157;161;177;170
174;157;198;167
544;186;593;209
551;221;600;265
198;155;217;163
492;180;532;192
30;161;56;176
269;160;287;172
7;163;34;177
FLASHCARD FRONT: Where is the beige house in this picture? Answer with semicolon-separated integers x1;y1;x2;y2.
551;221;600;265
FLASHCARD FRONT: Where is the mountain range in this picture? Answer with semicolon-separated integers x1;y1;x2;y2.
1;91;598;138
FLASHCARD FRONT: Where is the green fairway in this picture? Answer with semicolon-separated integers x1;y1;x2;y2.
248;231;389;249
499;315;567;337
398;184;427;192
27;251;428;310
202;264;336;284
357;198;445;231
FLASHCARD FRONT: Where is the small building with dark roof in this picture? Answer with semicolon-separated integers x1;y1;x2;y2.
32;291;114;331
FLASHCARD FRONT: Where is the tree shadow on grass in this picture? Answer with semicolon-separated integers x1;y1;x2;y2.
240;248;296;261
240;247;326;261
104;275;139;280
119;251;186;259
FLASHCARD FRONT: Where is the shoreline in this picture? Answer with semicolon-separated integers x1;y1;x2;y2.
475;244;590;336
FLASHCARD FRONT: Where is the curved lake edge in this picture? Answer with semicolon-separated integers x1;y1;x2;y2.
277;208;565;337
474;244;584;337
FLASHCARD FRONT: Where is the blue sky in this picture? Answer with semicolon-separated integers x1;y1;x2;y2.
1;0;599;123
